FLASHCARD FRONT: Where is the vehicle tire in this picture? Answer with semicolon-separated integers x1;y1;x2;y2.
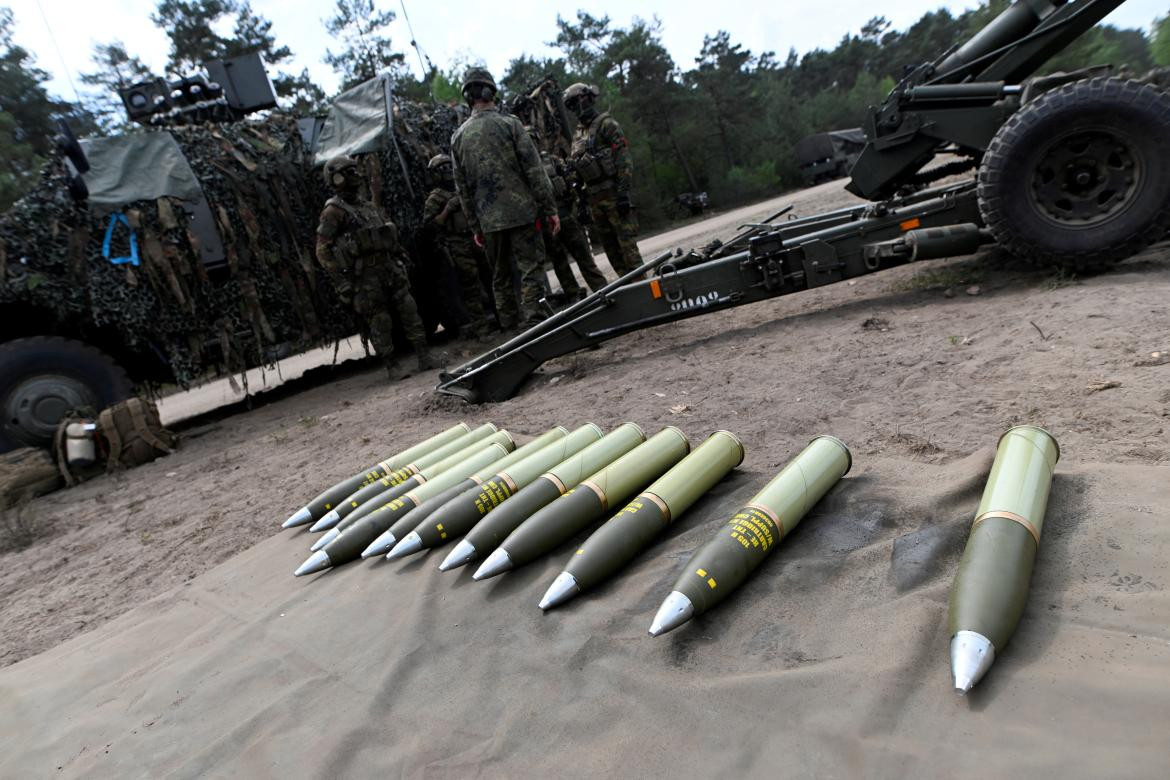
0;337;133;453
977;78;1170;271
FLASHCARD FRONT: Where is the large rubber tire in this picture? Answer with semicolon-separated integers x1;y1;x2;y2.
978;78;1170;270
0;337;133;453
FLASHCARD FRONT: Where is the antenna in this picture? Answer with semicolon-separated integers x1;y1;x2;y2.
398;0;435;102
33;0;82;104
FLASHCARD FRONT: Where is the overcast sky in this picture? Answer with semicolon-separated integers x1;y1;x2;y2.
6;0;1165;101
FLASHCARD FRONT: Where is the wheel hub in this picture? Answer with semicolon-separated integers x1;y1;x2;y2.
3;374;96;446
1030;129;1141;226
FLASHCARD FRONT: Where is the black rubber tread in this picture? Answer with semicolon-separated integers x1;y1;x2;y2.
0;336;134;453
978;77;1170;271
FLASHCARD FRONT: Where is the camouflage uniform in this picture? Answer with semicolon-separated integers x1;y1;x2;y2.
315;194;429;368
451;106;559;329
540;150;609;295
422;186;490;336
570;112;643;276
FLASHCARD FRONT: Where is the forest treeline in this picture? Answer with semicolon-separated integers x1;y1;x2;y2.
2;0;1169;225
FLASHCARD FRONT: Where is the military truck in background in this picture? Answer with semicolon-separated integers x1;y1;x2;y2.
0;54;467;453
795;129;867;184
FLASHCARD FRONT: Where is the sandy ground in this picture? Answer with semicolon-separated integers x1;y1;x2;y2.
1;176;1168;776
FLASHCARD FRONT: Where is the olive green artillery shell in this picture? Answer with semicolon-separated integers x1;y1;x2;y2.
351;428;561;542
379;422;500;486
335;430;515;533
324;442;513;566
385;481;477;543
948;426;1060;650
498;427;691;567
565;431;745;591
411;424;604;549
463;422;647;557
671;435;851;617
465;426;569;484
383;432;563;541
304;422;470;517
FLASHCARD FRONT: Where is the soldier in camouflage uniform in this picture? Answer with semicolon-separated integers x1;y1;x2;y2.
422;154;491;339
451;68;560;330
315;156;439;377
563;83;643;277
527;126;609;298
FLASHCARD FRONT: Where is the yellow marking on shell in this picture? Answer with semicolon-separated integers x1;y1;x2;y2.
440;532;447;539
707;577;717;589
350;501;358;507
575;549;584;555
436;523;444;531
696;568;707;577
324;503;332;510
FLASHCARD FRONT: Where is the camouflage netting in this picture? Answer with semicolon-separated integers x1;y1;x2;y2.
0;95;470;389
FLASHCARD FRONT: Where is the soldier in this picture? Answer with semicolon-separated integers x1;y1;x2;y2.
528;126;609;299
422;154;491;340
563;83;643;277
315;156;439;378
450;67;561;331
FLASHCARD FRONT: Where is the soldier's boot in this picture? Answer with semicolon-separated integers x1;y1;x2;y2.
414;339;446;372
385;355;414;381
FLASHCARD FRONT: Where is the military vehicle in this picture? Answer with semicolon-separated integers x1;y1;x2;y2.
0;54;466;453
438;0;1170;404
794;129;867;184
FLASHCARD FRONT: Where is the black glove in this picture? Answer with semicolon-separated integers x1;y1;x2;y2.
616;192;632;218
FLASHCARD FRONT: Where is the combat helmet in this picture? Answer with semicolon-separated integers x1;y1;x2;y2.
323;155;361;190
563;83;600;114
427;153;452;170
461;67;498;103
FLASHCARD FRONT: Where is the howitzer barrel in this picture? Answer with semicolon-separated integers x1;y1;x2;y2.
649;436;851;636
948;425;1060;694
935;0;1059;78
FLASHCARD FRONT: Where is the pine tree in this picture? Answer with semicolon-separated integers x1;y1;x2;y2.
324;0;407;91
0;8;62;209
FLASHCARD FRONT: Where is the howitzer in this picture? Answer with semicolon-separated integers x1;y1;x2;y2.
436;0;1170;405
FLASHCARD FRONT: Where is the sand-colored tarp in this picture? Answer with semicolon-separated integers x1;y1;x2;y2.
0;450;1166;777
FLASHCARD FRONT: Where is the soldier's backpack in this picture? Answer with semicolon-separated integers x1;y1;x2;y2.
98;398;177;471
53;398;178;485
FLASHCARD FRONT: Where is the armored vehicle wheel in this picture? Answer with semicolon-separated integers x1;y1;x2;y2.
978;78;1170;271
0;337;133;453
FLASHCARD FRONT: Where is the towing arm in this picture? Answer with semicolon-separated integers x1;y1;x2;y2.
437;182;985;402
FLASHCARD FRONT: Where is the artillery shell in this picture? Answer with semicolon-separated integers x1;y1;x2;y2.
294;440;513;575
442;423;646;571
361;427;569;558
390;424;605;560
948;426;1060;694
314;427;511;533
649;435;851;636
540;431;744;610
282;422;471;527
472;427;689;581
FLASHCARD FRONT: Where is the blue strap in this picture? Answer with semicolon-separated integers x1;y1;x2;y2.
102;212;140;267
